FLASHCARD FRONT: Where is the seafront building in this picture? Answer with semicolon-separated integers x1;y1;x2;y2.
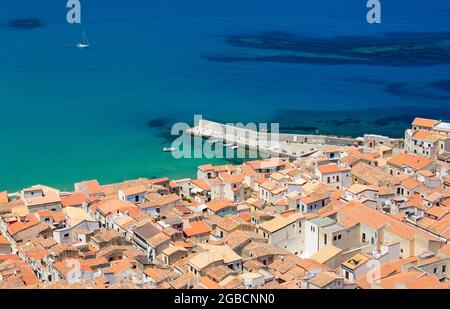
0;117;450;289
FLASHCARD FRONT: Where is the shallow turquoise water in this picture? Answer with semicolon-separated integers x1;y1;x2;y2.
0;0;449;191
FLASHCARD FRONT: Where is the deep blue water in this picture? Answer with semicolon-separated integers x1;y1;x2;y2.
0;0;449;191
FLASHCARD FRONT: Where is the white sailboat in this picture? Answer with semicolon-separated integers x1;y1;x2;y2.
76;30;90;48
162;147;176;152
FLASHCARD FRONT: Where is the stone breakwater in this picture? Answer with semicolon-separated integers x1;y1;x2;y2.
186;119;403;159
186;119;360;159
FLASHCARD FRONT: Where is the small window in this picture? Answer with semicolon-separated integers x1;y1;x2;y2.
433;268;437;274
338;235;342;240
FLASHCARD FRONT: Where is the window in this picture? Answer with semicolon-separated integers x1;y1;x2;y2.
324;234;327;245
64;233;70;238
345;271;349;280
338;235;341;240
443;265;446;273
135;195;139;202
327;177;331;183
362;233;366;243
336;175;340;182
333;236;337;241
433;268;437;274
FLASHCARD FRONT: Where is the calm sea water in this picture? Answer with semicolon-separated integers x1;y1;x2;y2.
0;0;449;191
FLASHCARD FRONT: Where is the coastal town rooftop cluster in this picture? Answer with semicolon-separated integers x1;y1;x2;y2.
1;117;450;289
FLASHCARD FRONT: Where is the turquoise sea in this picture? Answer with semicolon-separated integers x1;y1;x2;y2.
1;0;450;192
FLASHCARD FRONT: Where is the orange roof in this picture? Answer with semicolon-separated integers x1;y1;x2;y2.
191;179;212;191
83;180;103;195
143;193;180;208
199;276;223;289
400;178;423;190
207;198;234;213
147;177;170;185
412;130;446;143
198;164;214;172
412;117;439;128
213;164;237;173
60;192;87;207
387;153;432;171
255;178;268;185
439;243;450;256
339;201;439;241
169;181;179;189
245;158;286;170
442;198;450;208
96;199;137;216
183;221;210;237
7;214;40;235
317;163;342;174
173;240;195;248
1;260;40;286
0;234;10;245
425;206;449;218
25;247;48;261
241;165;257;177
355;258;416;289
37;210;65;222
54;259;92;277
107;258;135;275
120;185;147;196
239;212;251;222
412;130;434;141
0;191;8;204
376;271;444;289
219;172;244;184
276;198;288;206
0;254;20;261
